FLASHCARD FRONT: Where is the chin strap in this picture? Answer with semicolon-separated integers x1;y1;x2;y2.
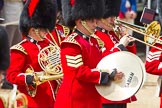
81;20;94;35
34;28;47;40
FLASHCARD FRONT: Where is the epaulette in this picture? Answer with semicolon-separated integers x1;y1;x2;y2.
10;39;27;55
62;25;70;36
62;33;80;47
91;34;105;49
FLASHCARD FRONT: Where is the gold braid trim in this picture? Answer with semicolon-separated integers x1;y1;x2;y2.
91;34;105;49
10;39;27;55
62;33;81;47
48;30;60;47
62;25;70;36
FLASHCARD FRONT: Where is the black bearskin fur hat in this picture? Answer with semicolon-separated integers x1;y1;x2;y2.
61;0;105;28
158;0;162;25
56;0;62;12
19;0;57;36
103;0;121;18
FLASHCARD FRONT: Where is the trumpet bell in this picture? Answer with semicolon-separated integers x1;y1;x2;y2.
144;21;161;45
96;51;146;101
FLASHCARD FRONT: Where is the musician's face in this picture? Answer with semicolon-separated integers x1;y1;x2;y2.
85;19;97;32
106;16;115;25
102;17;115;31
29;28;48;41
37;28;48;39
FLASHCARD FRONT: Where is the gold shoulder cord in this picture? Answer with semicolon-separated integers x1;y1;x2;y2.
62;25;70;36
81;20;94;34
47;30;61;47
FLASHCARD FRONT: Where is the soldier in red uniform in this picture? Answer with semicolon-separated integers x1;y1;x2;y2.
95;0;136;55
48;23;70;48
54;0;125;108
95;0;137;108
145;39;162;108
6;0;59;108
145;0;162;108
48;0;70;48
48;0;71;91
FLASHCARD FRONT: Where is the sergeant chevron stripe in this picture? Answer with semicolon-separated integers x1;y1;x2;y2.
146;51;161;62
66;55;83;68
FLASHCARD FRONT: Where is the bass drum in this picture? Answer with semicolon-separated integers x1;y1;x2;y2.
96;51;146;101
0;89;27;108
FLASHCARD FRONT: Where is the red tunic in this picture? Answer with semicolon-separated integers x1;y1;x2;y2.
145;38;162;107
145;41;162;75
6;25;66;108
7;38;57;108
0;99;4;108
95;30;136;54
54;32;107;108
95;29;137;103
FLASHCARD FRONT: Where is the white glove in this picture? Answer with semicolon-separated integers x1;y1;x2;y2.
119;34;130;47
119;34;135;47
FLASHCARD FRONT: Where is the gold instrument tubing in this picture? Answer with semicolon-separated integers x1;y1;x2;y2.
115;19;162;51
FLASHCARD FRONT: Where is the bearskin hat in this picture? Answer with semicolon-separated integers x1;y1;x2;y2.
19;0;57;36
56;0;62;12
61;0;105;28
103;0;121;18
158;0;162;25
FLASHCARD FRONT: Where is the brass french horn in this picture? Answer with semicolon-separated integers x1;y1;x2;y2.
25;43;63;97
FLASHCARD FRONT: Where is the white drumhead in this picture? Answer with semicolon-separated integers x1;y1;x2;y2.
96;51;145;101
134;52;146;89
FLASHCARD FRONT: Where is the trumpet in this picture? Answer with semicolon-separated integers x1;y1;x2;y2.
114;18;162;51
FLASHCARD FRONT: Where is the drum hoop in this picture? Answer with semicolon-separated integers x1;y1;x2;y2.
96;51;146;101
